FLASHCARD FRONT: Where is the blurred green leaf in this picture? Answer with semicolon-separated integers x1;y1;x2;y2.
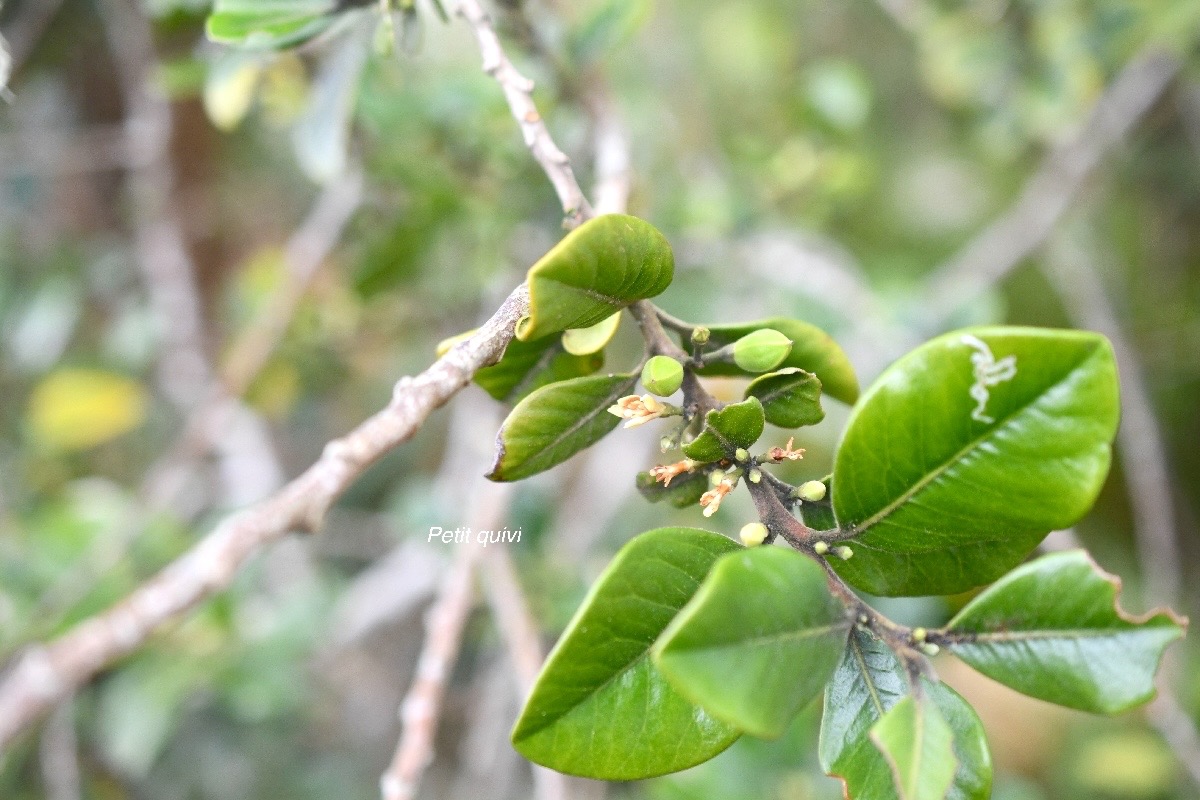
869;695;957;800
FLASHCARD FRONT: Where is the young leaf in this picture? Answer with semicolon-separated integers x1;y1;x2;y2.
744;368;825;428
472;334;603;403
519;214;674;341
943;550;1187;713
511;528;742;779
487;372;636;481
561;311;621;355
207;0;338;49
636;468;708;507
654;546;851;738
831;327;1119;596
682;397;765;463
870;696;956;800
820;630;992;800
688;318;859;404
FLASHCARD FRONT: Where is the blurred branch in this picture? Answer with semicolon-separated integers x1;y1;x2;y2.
1148;693;1200;790
97;0;218;411
38;699;81;800
923;48;1179;325
1;0;65;76
0;282;530;753
1044;235;1182;607
381;541;481;800
456;0;593;226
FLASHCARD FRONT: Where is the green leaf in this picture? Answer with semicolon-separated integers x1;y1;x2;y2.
519;214;674;341
683;397;766;463
473;334;603;403
561;311;622;355
206;0;338;49
511;528;743;779
487;372;636;481
745;368;825;428
943;550;1186;713
831;327;1119;596
688;318;859;404
820;630;992;800
637;468;708;508
654;547;850;738
870;696;957;800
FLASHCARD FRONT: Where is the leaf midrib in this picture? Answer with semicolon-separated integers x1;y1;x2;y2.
666;620;849;653
504;374;636;471
853;344;1100;534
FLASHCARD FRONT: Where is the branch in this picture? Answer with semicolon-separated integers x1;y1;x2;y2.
380;542;480;800
0;283;530;753
923;48;1179;325
456;0;593;226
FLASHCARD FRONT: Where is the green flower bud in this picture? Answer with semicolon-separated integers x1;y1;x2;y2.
641;356;685;397
732;328;792;373
734;447;749;462
690;326;711;345
797;480;827;502
748;468;762;484
921;642;941;657
911;627;927;643
813;541;829;555
739;522;769;547
709;469;726;487
834;546;854;560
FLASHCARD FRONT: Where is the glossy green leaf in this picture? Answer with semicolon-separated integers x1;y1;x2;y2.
473;334;603;403
511;528;743;779
943;550;1186;713
683;397;765;462
820;629;992;800
831;327;1119;596
688;318;859;404
870;696;956;800
561;312;621;355
487;372;636;481
636;468;708;508
519;214;674;341
654;546;850;738
745;368;825;428
207;0;337;49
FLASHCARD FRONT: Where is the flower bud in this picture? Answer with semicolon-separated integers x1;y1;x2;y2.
813;541;829;555
734;447;750;462
732;329;793;373
797;480;827;502
912;627;927;643
690;326;711;346
748;468;762;484
739;522;769;547
834;546;854;560
921;643;941;657
709;469;726;487
641;356;685;396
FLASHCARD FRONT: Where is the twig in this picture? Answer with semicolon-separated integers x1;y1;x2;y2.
380;541;481;800
0;283;530;753
923;48;1179;326
456;0;593;226
1147;693;1200;789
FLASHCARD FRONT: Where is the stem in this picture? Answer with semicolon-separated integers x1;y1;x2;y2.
654;307;695;335
629;301;722;417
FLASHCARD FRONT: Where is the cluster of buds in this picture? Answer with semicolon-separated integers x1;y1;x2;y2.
767;436;805;462
608;394;671;428
648;458;696;487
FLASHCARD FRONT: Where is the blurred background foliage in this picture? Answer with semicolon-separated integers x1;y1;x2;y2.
1;0;1199;797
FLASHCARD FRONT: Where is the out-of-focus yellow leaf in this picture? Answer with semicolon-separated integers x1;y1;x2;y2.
204;55;265;132
246;362;300;420
28;369;148;451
